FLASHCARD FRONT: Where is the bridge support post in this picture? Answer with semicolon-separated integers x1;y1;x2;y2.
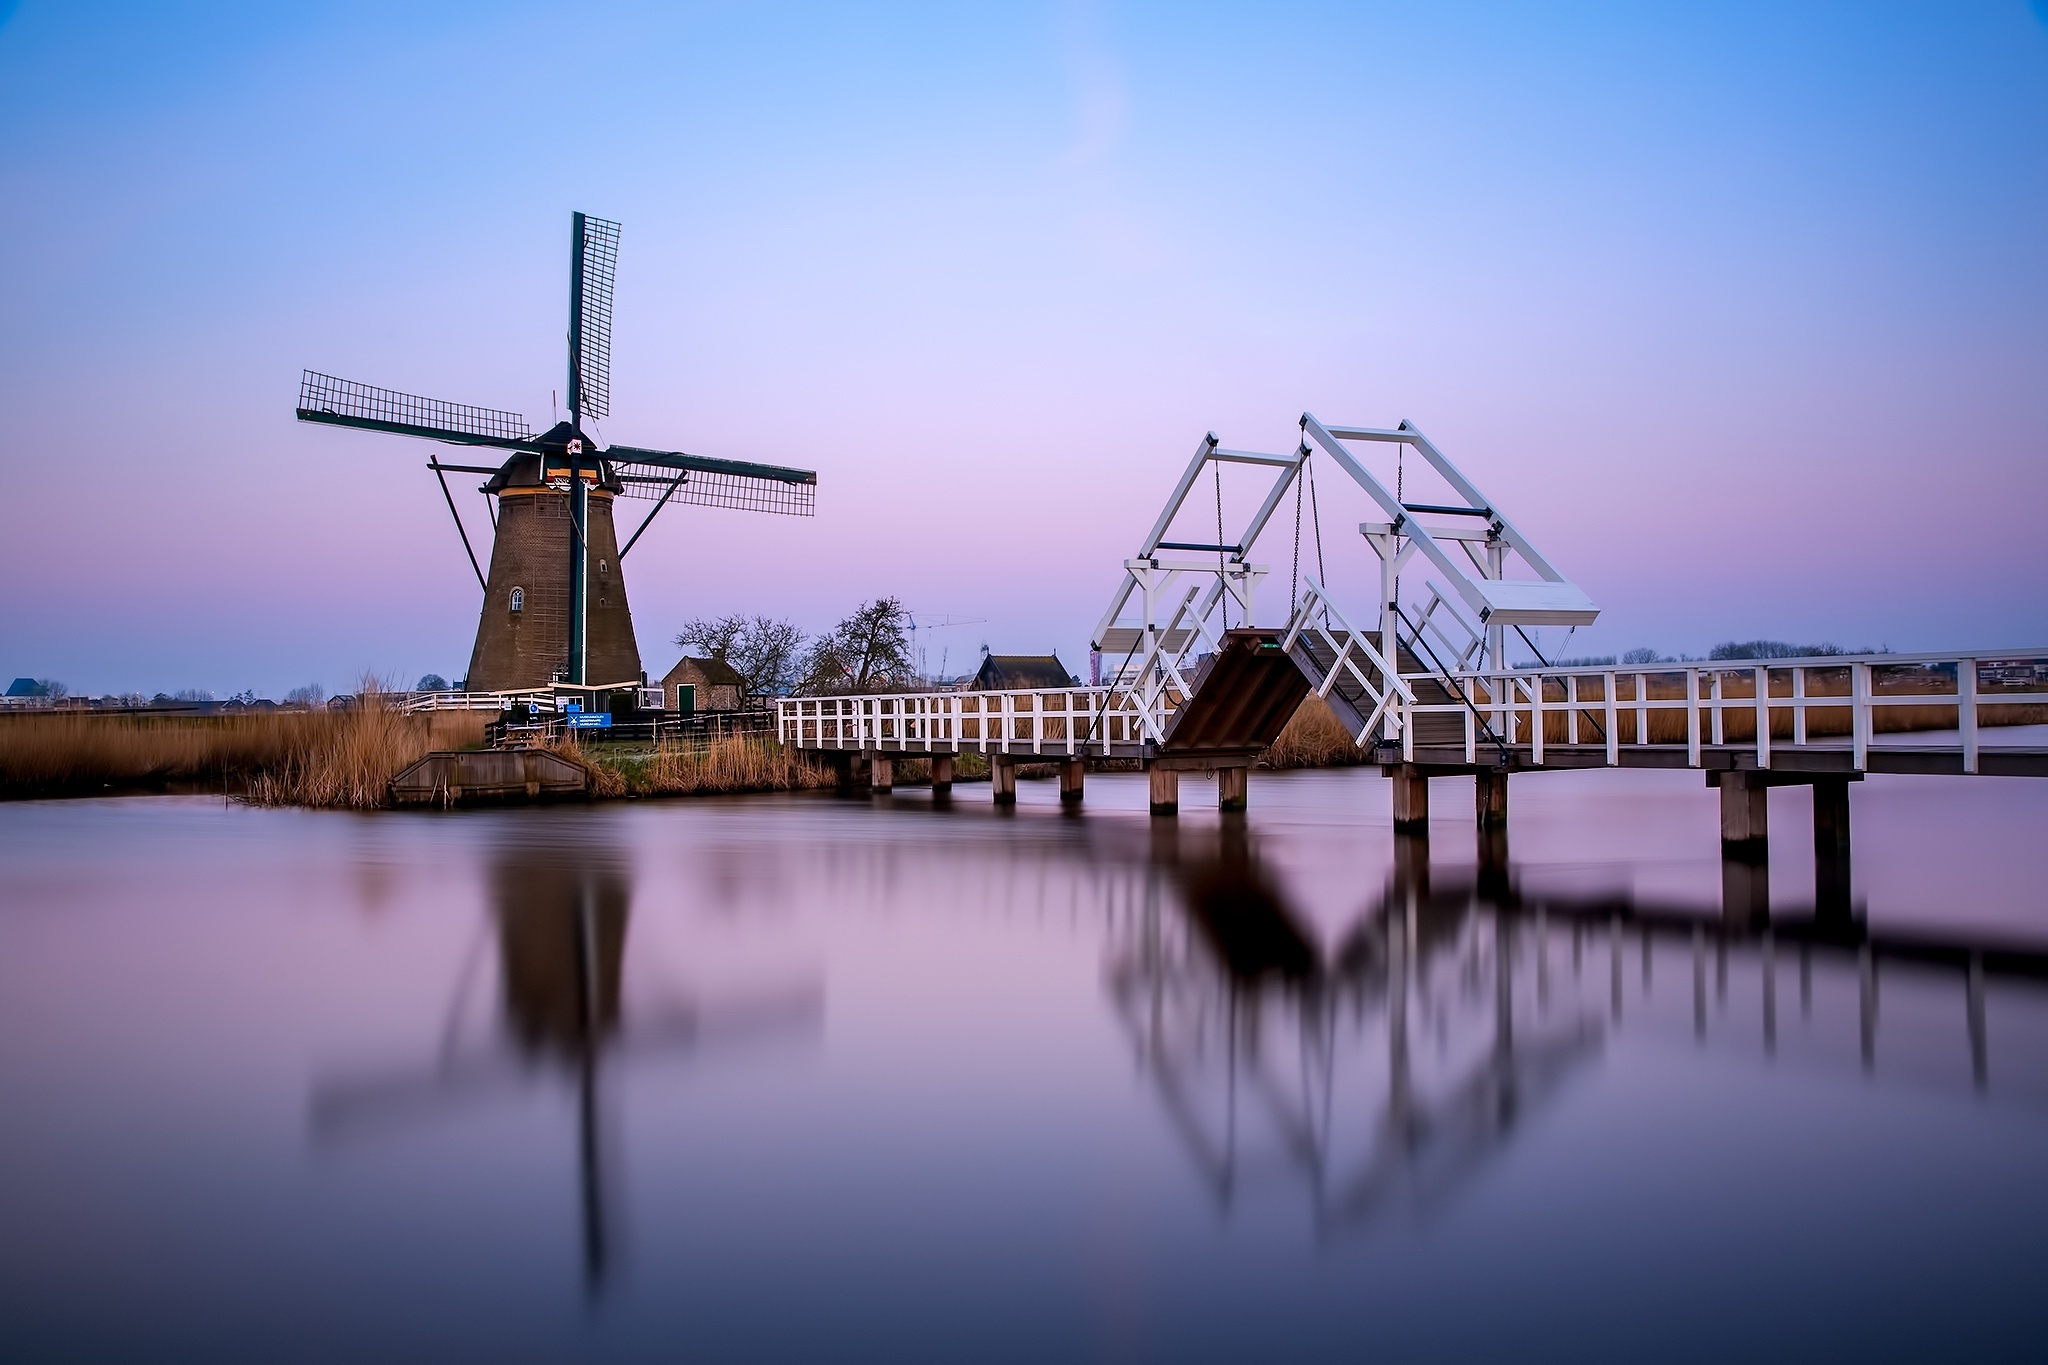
1393;829;1430;900
1149;767;1179;816
869;755;894;793
1059;759;1085;804
930;753;955;794
830;752;862;793
1390;765;1430;833
1721;856;1769;927
1716;771;1768;857
1218;765;1248;813
1475;770;1508;829
1477;821;1510;904
991;755;1016;806
1813;777;1853;921
1712;771;1770;926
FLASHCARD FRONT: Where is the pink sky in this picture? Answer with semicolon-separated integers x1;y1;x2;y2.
1;2;2043;695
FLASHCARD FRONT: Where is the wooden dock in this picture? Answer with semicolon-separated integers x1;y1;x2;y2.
389;748;590;806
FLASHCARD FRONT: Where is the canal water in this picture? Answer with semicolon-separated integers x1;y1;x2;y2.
3;767;2047;1362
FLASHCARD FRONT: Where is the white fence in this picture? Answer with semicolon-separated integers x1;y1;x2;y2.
778;687;1176;755
777;649;2047;776
1401;651;2048;773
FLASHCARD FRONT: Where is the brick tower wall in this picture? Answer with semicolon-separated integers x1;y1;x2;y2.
466;489;643;691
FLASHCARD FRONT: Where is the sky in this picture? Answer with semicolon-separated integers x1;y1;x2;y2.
1;1;2044;696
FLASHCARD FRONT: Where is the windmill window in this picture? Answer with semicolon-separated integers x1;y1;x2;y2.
599;559;609;578
509;587;524;614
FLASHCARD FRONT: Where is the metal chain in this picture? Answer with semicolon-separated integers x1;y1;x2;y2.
1290;452;1305;617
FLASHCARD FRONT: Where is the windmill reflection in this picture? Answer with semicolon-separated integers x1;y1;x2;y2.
493;847;629;1287
311;837;820;1294
1109;823;1602;1239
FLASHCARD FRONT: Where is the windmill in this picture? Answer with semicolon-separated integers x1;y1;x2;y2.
296;213;817;692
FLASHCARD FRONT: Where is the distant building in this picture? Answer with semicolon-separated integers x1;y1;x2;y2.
661;656;746;712
971;654;1077;691
5;678;44;698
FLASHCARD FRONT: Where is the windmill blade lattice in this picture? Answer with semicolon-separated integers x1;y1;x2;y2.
297;371;534;447
573;214;620;421
608;446;817;517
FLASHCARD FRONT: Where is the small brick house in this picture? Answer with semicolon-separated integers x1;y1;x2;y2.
970;654;1077;691
661;656;746;712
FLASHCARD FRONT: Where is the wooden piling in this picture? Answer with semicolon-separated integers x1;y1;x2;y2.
1218;765;1248;812
1718;771;1768;856
1059;758;1084;804
1390;765;1430;833
1475;770;1508;829
991;756;1016;806
1148;766;1179;816
1721;855;1769;926
869;755;893;793
1813;777;1852;919
930;753;955;794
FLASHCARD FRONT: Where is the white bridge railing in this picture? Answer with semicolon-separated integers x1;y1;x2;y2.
778;686;1176;755
1396;650;2048;773
1280;575;1414;746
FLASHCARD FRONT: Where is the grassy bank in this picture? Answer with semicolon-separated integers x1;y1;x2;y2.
0;706;487;806
565;733;837;798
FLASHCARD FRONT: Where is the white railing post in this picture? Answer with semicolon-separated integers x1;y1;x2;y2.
1567;674;1579;746
1530;675;1544;766
1687;669;1702;768
1636;672;1649;747
1604;671;1619;766
1755;665;1770;770
1852;662;1870;771
1792;667;1807;747
1959;657;1978;775
1710;671;1724;748
1464;704;1476;766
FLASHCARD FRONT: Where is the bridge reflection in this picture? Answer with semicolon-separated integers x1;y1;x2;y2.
1098;818;2045;1238
1110;823;1604;1237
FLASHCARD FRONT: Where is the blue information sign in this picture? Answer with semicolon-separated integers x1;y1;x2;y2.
566;712;612;730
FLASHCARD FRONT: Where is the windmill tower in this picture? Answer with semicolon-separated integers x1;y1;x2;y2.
296;213;817;692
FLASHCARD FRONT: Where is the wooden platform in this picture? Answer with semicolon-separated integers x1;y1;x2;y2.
389;748;591;806
1155;629;1309;762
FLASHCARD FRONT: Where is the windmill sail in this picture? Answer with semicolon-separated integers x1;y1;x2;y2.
296;371;534;448
607;445;817;517
570;214;621;421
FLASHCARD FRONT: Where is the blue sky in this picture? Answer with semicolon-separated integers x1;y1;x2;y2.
1;2;2043;694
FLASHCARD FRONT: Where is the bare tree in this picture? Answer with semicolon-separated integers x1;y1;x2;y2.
674;615;808;698
802;597;915;693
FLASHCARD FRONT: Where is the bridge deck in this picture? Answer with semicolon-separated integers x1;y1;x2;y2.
779;647;2048;784
1397;742;2048;779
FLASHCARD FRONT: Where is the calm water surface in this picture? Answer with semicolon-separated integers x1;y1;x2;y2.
4;768;2048;1362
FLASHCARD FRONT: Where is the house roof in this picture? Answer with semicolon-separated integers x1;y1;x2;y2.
972;654;1075;690
662;655;746;689
5;678;42;697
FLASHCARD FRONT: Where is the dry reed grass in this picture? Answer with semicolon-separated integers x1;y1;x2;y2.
2;697;484;805
561;733;835;798
1260;696;1370;769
